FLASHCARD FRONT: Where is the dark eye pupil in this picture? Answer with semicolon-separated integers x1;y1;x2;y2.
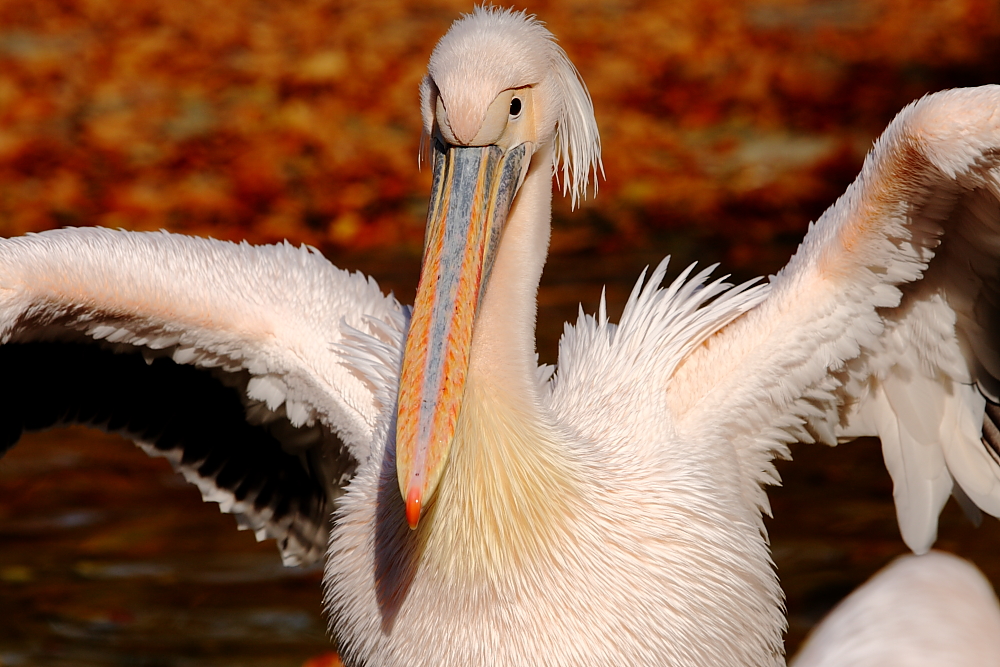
509;98;522;116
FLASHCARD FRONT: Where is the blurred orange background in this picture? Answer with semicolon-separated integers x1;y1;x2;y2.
0;0;997;268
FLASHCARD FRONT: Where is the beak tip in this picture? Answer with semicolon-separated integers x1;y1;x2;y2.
406;486;422;530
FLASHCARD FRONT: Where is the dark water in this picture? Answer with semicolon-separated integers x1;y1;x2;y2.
1;246;998;665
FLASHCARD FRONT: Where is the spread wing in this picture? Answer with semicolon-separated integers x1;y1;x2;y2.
664;85;1000;553
0;227;406;565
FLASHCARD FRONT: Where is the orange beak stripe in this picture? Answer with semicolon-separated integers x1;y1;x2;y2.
395;141;528;529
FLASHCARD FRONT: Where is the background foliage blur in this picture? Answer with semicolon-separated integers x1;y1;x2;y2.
0;0;997;270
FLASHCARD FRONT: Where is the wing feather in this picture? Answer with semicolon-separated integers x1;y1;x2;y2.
0;227;406;564
0;227;403;452
665;85;1000;552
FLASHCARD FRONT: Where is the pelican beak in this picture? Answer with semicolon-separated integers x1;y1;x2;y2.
395;138;531;529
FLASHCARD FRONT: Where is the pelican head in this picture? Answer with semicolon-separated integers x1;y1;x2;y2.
395;7;600;528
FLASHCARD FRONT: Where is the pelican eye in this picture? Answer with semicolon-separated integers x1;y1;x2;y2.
509;97;522;118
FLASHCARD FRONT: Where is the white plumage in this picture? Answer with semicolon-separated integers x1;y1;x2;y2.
791;552;1000;667
667;87;1000;554
0;6;999;666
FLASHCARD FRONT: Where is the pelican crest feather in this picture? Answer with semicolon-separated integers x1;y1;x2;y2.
419;6;601;207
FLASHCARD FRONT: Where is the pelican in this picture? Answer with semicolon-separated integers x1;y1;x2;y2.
0;6;999;666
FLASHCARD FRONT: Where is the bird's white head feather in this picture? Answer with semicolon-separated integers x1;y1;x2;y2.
419;6;602;207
